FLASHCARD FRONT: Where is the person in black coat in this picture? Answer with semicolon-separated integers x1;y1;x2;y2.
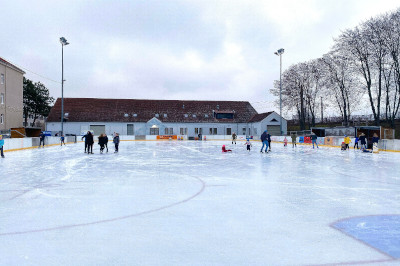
39;132;46;147
104;134;109;152
113;133;120;153
98;134;107;153
82;131;91;153
86;132;94;154
267;133;272;151
359;133;367;149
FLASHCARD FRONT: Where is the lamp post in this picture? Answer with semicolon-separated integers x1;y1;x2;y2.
60;37;69;136
274;48;284;136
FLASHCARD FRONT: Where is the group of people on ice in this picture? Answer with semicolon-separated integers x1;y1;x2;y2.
81;131;120;154
222;130;381;154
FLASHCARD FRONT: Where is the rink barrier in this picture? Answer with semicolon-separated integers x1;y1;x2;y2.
2;135;400;153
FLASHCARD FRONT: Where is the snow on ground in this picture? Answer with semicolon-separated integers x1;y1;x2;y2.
0;140;400;266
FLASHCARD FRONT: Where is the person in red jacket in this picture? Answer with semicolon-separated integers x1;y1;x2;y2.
222;145;232;152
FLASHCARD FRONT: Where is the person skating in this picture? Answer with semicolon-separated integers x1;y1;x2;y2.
372;133;380;145
82;131;90;153
244;138;252;152
284;137;288;147
232;132;237;144
0;135;5;158
113;133;120;153
267;133;272;151
260;130;269;153
311;132;319;149
291;133;297;148
104;134;109;152
98;134;107;153
354;136;359;149
60;134;66;146
344;135;352;150
359;133;367;149
86;131;94;154
39;132;45;148
222;145;232;152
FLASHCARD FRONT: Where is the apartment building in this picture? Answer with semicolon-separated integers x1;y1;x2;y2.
0;57;25;131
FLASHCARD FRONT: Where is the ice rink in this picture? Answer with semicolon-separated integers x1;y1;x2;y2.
1;140;400;266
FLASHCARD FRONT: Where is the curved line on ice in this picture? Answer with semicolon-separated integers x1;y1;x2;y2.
0;175;206;236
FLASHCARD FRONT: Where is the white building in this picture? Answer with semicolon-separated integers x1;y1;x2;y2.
46;98;287;138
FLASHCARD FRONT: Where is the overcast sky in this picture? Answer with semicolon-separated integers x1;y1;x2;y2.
2;0;400;114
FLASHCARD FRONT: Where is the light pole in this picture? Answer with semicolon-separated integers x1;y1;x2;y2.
60;37;69;136
274;48;284;136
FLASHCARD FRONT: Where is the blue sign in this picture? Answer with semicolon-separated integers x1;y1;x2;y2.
43;131;52;136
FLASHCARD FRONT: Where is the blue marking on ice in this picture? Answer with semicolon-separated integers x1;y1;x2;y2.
332;215;400;258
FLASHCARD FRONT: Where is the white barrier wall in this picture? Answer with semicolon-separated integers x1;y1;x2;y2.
3;136;400;152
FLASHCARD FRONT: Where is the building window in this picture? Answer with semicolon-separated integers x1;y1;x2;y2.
254;128;257;135
127;124;134;135
0;93;4;104
0;74;4;84
242;128;246;135
165;128;173;135
155;114;159;118
192;114;196;118
195;128;203;135
213;128;217;135
164;114;167;118
124;113;129;117
150;128;159;135
184;114;188;118
0;114;3;124
132;113;137;117
180;128;187;135
204;114;208;118
226;128;231;135
209;128;217;135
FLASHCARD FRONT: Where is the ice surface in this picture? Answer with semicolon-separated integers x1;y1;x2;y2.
1;141;400;265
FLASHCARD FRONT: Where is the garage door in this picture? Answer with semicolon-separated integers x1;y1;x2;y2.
267;125;281;136
90;125;105;136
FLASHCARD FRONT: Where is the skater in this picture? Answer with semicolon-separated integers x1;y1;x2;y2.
60;134;66;146
104;134;109;152
0;135;4;158
244;138;252;152
311;132;318;149
82;131;90;153
260;130;269;153
39;131;45;147
284;137;288;147
222;145;232;152
354;136;359;149
341;142;347;151
86;131;94;154
361;146;373;153
267;133;272;151
232;132;237;144
113;133;120;153
344;135;351;150
98;134;107;153
291;133;297;148
372;133;380;145
359;133;367;149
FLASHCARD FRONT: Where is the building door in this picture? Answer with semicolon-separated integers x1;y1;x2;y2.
127;124;134;135
267;125;281;136
90;125;105;136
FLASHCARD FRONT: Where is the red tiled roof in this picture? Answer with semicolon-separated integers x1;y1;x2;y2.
46;98;259;123
0;57;25;74
248;112;274;122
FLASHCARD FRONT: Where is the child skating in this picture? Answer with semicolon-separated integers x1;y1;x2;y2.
284;137;288;147
60;134;66;146
244;138;252;152
222;145;232;152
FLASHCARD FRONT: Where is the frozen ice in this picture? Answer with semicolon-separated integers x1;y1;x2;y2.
1;140;400;265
